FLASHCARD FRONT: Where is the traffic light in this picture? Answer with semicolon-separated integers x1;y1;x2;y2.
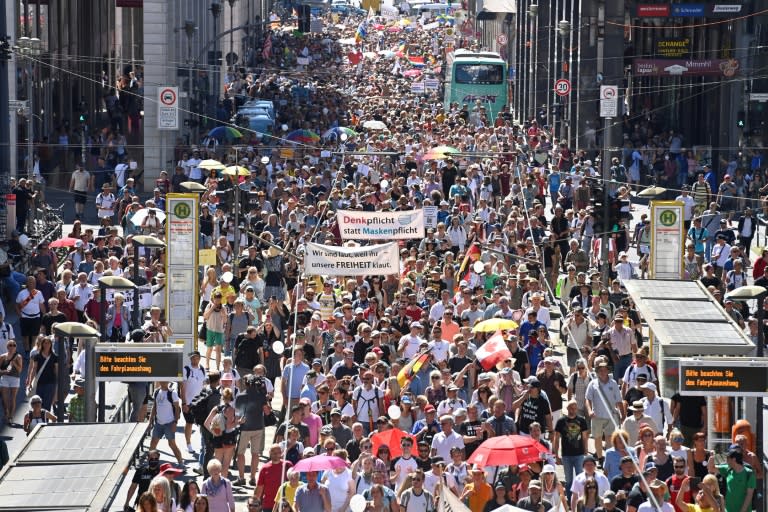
737;111;746;128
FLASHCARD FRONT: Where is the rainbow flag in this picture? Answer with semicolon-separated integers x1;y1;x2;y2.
355;22;368;44
397;350;431;389
408;55;425;67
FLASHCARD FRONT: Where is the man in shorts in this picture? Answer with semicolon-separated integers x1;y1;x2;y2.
148;381;184;466
585;361;624;462
68;164;93;220
234;374;268;486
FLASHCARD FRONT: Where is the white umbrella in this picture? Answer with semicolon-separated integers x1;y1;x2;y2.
363;120;388;130
130;208;166;226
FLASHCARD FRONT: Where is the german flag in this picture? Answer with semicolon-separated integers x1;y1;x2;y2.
454;242;481;291
397;350;431;389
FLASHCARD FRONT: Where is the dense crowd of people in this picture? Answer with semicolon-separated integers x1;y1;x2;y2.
0;6;765;512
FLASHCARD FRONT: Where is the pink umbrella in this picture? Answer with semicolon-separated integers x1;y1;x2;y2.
403;69;422;78
291;454;349;472
49;237;81;248
387;26;403;33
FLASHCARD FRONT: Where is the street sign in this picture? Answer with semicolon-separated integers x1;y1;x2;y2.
8;100;28;111
496;34;507;46
554;78;571;96
600;85;619;118
678;358;768;397
94;344;184;382
157;86;179;130
600;85;618;99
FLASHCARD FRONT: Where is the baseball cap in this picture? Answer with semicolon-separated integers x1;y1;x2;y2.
159;463;183;476
424;405;436;413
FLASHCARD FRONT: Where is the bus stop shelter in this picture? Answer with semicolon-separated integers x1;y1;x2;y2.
0;423;145;511
623;280;759;449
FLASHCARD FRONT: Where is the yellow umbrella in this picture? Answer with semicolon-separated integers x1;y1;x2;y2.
198;159;226;170
222;165;251;176
472;318;519;333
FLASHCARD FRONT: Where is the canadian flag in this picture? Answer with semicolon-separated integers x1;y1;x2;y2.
475;330;513;370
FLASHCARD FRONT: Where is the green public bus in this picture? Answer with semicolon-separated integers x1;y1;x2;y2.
444;49;508;121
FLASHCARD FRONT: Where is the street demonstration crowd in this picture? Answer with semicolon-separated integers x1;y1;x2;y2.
0;6;764;512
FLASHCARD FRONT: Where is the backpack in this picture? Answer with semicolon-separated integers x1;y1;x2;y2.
184;365;206;380
153;388;174;405
233;334;251;368
354;386;380;418
568;371;595;394
189;387;220;426
210;404;228;436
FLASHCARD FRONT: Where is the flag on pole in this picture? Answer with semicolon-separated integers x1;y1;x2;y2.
438;481;472;512
262;33;272;60
397;350;431;389
475;330;512;370
368;6;376;18
454;242;481;290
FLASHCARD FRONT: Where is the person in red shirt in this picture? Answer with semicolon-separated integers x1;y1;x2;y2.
254;444;293;512
666;456;692;512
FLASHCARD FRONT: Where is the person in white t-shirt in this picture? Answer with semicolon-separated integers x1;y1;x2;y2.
180;351;207;453
430;415;464;462
391;437;419;492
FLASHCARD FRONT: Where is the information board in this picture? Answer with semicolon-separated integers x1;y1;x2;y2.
650;201;684;279
678;358;768;397
166;194;199;357
94;344;184;382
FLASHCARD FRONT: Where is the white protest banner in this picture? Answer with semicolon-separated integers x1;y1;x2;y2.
305;242;400;276
336;209;424;240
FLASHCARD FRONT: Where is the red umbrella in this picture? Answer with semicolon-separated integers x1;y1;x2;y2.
49;237;81;248
467;435;550;467
370;428;417;459
291;454;348;472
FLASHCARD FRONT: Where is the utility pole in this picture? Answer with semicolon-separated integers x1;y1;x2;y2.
0;8;11;242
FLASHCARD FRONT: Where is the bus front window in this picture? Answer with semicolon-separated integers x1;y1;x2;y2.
454;64;503;84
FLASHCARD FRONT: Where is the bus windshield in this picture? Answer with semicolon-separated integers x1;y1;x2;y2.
454;63;504;85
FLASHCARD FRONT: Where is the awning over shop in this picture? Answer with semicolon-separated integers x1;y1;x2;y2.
624;280;755;357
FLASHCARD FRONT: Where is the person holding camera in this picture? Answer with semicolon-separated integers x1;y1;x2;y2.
203;292;229;371
234;374;269;486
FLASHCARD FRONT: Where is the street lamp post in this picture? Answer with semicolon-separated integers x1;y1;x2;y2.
16;37;42;180
53;322;100;422
210;2;223;123
227;0;238;72
527;4;538;124
98;276;137;422
131;235;166;328
557;19;571;145
183;21;198;144
724;284;765;508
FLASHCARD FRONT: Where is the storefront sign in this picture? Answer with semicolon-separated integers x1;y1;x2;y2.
94;344;184;382
656;38;691;58
650;201;684;280
336;209;424;240
636;4;670;17
679;359;768;397
633;58;739;77
305;242;400;276
708;4;743;17
671;3;705;16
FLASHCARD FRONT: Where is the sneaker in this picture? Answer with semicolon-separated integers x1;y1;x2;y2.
187;444;195;453
232;478;247;486
192;467;202;475
249;478;256;486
